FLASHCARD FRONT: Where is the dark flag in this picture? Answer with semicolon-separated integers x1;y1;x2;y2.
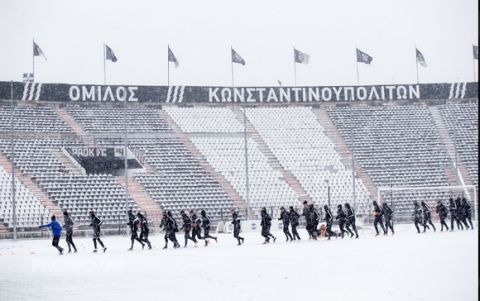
356;48;372;64
168;47;179;67
105;44;118;62
474;45;478;60
231;48;245;65
416;48;427;67
33;42;47;60
294;48;310;64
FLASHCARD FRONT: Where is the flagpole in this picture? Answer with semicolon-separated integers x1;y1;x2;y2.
103;43;106;85
473;47;477;82
167;45;170;86
355;47;359;85
415;46;420;84
416;61;419;84
32;39;35;82
293;48;297;86
231;47;235;87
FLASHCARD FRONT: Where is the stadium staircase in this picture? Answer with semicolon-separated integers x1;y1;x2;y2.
158;110;248;212
0;151;63;220
312;107;377;200
231;107;313;204
116;176;163;221
428;106;469;186
52;150;85;175
55;108;94;146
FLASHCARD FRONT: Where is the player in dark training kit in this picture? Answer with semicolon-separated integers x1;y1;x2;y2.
232;211;244;245
344;203;359;238
89;211;107;252
289;206;301;240
201;210;217;246
456;197;470;230
162;211;180;249
461;197;474;229
137;212;152;249
436;200;449;231
180;210;197;247
413;201;423;233
302;201;313;239
372;200;386;236
449;198;463;231
308;203;320;239
421;201;436;232
63;211;77;253
323;205;336;240
336;204;351;238
39;215;64;255
127;210;144;250
278;206;294;241
260;207;276;244
190;210;204;242
382;202;395;235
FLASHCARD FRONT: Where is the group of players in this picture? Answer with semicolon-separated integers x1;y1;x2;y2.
38;196;474;254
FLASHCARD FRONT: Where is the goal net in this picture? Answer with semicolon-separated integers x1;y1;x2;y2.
376;185;478;224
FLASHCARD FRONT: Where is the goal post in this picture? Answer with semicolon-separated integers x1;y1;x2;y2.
376;185;478;226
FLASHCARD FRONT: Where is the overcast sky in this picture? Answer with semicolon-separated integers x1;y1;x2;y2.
0;0;478;86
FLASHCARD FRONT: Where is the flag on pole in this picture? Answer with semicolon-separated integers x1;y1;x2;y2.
105;44;118;62
416;48;427;67
277;80;283;86
356;48;372;64
33;42;47;60
294;48;310;64
168;47;179;67
231;48;245;65
474;45;478;60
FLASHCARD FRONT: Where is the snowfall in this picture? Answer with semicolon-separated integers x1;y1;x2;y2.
0;224;477;301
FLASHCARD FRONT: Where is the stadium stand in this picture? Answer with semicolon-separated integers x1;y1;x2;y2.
326;103;455;218
0;98;477;233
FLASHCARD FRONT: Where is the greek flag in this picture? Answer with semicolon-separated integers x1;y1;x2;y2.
231;48;245;65
33;42;47;60
294;48;310;64
168;47;179;68
416;48;427;67
356;48;373;64
105;44;118;62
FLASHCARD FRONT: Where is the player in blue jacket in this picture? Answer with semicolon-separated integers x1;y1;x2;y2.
39;215;64;255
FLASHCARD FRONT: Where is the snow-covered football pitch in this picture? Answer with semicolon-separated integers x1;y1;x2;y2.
0;224;477;301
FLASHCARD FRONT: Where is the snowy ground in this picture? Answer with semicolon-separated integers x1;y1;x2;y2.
0;224;477;301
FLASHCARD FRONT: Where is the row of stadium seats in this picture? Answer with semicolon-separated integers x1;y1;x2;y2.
0;105;72;133
66;106;172;133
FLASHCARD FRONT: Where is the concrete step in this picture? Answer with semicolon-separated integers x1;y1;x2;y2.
116;176;163;220
55;108;94;147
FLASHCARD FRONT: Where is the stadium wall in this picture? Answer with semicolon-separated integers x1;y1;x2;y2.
0;81;477;104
